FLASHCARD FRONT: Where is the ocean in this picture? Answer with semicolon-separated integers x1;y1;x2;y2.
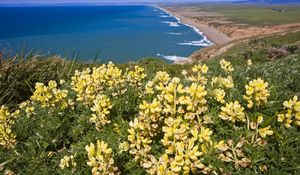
0;5;212;63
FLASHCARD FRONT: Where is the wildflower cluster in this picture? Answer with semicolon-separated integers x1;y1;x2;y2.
220;59;234;73
0;106;17;149
71;63;146;105
31;80;73;110
59;155;77;170
2;59;300;174
85;140;120;175
124;61;283;174
210;59;235;101
187;64;208;84
243;78;270;108
90;95;113;130
247;59;252;66
125;66;146;87
71;63;125;105
143;71;170;95
278;96;300;127
219;101;245;123
211;76;234;89
127;68;218;174
213;88;226;104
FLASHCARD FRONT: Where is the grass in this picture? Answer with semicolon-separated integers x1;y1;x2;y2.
203;31;300;99
1;51;300;174
0;54;85;106
213;31;300;61
0;55;192;106
193;4;300;26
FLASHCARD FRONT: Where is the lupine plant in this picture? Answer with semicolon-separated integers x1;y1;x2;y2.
0;60;299;175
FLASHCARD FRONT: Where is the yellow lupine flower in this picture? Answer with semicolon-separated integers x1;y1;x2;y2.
153;71;170;84
90;95;113;130
213;88;226;103
192;64;209;74
0;106;17;149
219;101;245;123
31;81;72;110
247;59;252;66
188;64;208;84
183;83;207;119
118;141;129;153
59;155;76;170
211;76;234;89
243;78;270;109
127;117;152;160
214;140;228;151
125;65;146;87
278;96;300;127
85;140;120;175
71;63;125;105
220;59;234;73
25;106;35;117
198;127;213;143
145;81;154;95
59;79;66;85
258;126;273;138
182;70;187;76
163;141;203;175
257;115;264;125
139;99;162;114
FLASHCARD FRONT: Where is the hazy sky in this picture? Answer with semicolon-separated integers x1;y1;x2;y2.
0;0;233;4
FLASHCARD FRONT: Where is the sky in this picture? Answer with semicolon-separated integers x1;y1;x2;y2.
0;0;298;4
0;0;234;4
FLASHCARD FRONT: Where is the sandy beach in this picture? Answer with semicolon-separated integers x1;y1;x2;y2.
157;6;232;45
159;6;300;45
156;5;300;64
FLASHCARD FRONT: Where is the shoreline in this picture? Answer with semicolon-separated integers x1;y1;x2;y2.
156;5;232;46
157;6;214;46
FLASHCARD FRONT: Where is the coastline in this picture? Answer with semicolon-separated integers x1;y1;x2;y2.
158;7;214;46
156;5;232;46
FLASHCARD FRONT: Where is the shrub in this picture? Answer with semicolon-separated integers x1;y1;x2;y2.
1;59;299;175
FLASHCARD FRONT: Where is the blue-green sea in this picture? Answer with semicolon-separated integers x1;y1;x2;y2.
0;5;212;63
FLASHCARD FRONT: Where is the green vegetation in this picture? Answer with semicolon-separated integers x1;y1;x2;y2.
0;31;300;174
213;30;300;61
0;55;84;106
194;4;300;25
0;55;191;107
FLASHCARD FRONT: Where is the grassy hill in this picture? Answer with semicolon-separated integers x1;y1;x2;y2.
191;4;300;26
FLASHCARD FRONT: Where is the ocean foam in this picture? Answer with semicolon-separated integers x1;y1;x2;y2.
159;15;170;18
160;54;187;61
167;32;182;35
178;40;212;47
158;7;214;46
161;21;180;27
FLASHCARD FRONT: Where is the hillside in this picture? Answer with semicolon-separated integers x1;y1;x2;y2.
190;30;300;61
242;0;300;4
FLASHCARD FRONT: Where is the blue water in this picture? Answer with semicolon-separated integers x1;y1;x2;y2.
0;5;211;63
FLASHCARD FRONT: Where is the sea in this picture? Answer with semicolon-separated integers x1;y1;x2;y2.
0;5;212;63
